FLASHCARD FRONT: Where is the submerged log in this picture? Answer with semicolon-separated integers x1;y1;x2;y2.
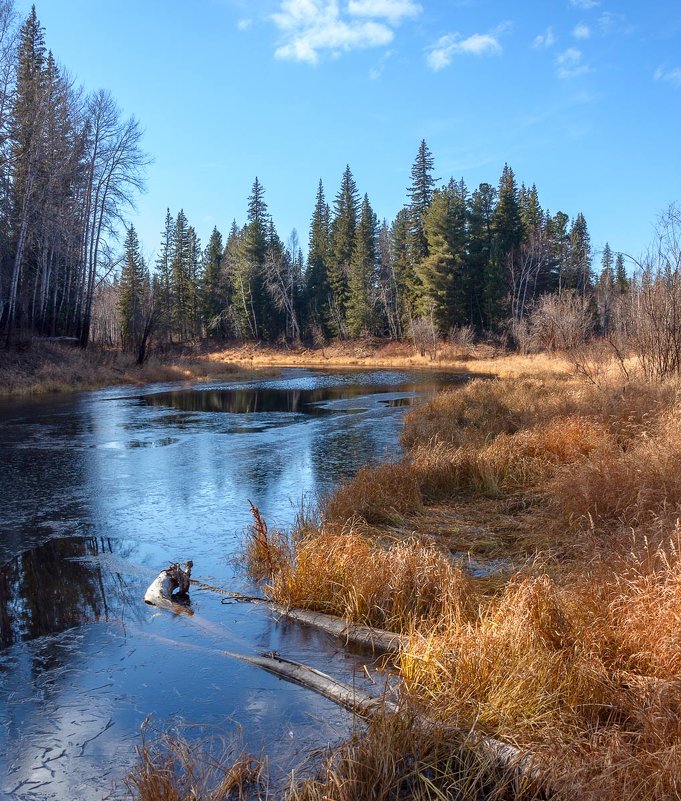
226;649;397;718
195;581;408;655
144;561;194;615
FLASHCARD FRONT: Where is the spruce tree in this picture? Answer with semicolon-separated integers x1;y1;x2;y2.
415;180;467;331
306;179;331;333
615;253;628;294
119;224;150;350
407;139;436;264
328;165;359;337
467;182;496;329
171;209;194;340
347;194;378;337
156;209;175;341
486;164;522;326
202;227;225;337
568;213;592;295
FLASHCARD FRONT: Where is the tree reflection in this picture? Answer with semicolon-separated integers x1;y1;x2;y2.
0;535;139;649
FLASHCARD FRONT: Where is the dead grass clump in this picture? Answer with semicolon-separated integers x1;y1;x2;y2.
243;502;293;582
286;711;523;801
410;416;607;500
401;574;611;740
324;462;422;525
552;404;681;523
125;723;265;801
269;532;472;632
401;377;579;450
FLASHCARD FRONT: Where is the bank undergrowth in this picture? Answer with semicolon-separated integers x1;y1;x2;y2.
238;366;681;800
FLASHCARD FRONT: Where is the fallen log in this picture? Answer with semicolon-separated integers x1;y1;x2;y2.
190;580;408;655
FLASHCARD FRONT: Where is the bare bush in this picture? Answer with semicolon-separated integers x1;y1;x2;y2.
621;205;681;380
528;291;594;352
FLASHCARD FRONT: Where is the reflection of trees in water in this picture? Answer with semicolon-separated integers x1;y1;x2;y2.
0;535;140;650
143;384;392;416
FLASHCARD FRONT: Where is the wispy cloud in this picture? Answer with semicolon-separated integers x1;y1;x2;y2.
369;48;395;79
427;23;509;71
654;65;681;88
347;0;421;23
569;0;599;8
555;47;590;78
533;26;556;49
573;23;590;39
237;18;252;31
271;0;420;64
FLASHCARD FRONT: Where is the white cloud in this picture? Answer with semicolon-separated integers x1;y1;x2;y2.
573;23;590;39
533;26;555;49
569;0;599;8
654;65;681;88
271;0;418;64
427;28;504;71
237;18;252;31
369;48;395;79
555;47;590;78
347;0;422;23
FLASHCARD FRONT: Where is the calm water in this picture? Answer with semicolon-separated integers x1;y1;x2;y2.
0;368;465;800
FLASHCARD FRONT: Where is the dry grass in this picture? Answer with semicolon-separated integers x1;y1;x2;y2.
238;367;681;800
124;723;266;801
286;711;529;801
324;462;423;525
0;340;245;397
252;528;472;633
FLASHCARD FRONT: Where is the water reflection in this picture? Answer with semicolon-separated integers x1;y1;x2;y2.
0;536;140;649
143;384;396;415
0;368;469;799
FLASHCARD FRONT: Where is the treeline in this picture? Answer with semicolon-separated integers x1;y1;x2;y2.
113;141;621;354
0;3;147;347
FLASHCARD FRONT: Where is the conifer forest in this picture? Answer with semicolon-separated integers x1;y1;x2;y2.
0;4;632;361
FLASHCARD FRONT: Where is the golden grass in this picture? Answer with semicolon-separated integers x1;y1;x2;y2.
324;462;423;525
286;711;526;801
261;530;472;633
124;723;265;801
0;341;246;397
239;365;681;800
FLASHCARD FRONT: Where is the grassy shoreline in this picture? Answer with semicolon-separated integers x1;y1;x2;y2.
0;338;570;399
235;363;681;801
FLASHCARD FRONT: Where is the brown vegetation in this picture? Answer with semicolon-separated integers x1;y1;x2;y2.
0;340;243;397
241;362;681;801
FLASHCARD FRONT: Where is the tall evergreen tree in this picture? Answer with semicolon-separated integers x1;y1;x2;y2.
328;165;359;337
485;164;522;326
201;226;226;337
615;252;628;294
347;194;378;337
119;224;152;359
155;208;175;341
305;179;331;333
415;179;467;331
407;139;436;265
467;182;496;329
568;212;592;295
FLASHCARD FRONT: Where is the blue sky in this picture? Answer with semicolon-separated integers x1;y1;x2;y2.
16;0;681;269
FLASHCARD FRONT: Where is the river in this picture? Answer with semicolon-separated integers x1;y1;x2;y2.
0;367;464;800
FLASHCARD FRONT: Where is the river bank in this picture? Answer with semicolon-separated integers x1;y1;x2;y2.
228;366;681;801
0;338;570;398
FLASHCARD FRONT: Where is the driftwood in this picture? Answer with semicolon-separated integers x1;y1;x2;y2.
232;650;537;790
189;579;409;655
226;649;396;718
144;561;194;615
